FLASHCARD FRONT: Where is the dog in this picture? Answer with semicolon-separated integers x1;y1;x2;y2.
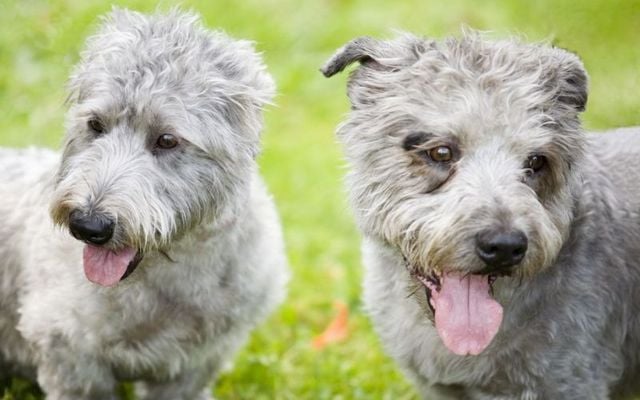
0;9;287;400
322;32;640;399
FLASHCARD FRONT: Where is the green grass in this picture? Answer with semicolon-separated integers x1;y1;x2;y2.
1;0;639;399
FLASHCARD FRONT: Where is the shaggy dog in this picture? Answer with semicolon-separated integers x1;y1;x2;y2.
0;9;287;400
323;33;640;399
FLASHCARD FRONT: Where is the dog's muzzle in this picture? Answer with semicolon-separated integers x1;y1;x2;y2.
475;228;528;275
68;210;143;287
69;210;115;245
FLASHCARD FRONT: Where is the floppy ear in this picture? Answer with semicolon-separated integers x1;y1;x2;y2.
321;37;387;77
321;35;426;108
321;35;427;77
556;54;588;112
546;47;588;113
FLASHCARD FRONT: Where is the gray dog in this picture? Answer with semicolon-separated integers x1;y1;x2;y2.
323;32;640;399
0;9;288;400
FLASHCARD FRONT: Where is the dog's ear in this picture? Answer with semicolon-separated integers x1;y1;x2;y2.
321;35;426;108
321;35;426;77
546;48;589;113
321;37;387;78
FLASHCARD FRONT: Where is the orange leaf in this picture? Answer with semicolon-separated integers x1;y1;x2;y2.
312;301;350;350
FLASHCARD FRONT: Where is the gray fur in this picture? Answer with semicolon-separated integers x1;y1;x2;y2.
0;9;287;400
324;32;640;399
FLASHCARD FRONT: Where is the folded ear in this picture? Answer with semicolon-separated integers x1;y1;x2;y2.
542;47;588;113
553;49;588;112
321;35;427;109
321;35;427;77
321;37;386;77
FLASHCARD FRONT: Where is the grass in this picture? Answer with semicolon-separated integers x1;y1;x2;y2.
1;0;639;398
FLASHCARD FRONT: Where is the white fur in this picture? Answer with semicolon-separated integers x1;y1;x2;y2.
0;9;287;400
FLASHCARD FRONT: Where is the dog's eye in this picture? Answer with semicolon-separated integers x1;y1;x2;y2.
429;146;453;163
526;155;547;173
156;134;179;150
87;118;105;134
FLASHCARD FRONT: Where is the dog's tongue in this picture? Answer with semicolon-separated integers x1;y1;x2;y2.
83;245;136;287
431;272;503;356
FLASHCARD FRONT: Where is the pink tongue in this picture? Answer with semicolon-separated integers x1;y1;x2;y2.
83;245;137;287
430;272;503;356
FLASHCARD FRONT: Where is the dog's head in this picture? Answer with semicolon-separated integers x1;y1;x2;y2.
323;32;587;355
50;8;274;287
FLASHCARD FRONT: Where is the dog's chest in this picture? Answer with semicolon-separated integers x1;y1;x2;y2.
100;265;233;379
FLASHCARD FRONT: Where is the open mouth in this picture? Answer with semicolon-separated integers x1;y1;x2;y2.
409;267;504;356
413;271;499;315
83;245;143;287
121;251;143;280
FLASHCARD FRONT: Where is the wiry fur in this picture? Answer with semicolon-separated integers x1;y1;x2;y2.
0;9;287;400
323;32;640;399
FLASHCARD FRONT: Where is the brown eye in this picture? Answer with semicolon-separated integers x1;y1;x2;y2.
429;146;453;163
156;134;179;149
526;154;547;173
87;118;105;134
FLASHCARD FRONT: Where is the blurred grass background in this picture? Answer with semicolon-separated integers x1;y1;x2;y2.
0;0;638;399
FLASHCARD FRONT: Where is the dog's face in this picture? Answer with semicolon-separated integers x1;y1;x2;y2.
50;9;274;287
323;33;587;355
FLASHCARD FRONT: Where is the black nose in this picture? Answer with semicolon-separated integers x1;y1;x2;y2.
476;229;528;272
68;211;115;245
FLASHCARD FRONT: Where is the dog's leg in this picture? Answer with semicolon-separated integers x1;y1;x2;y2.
422;384;469;400
36;347;117;400
0;357;7;380
135;362;218;400
0;360;8;388
409;374;467;400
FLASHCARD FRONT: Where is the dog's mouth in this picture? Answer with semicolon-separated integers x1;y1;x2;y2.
410;267;504;356
82;245;143;287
